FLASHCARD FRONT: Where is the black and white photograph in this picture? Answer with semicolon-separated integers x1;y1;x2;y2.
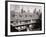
6;1;45;36
10;4;42;32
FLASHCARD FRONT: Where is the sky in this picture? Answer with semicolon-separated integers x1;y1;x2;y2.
10;4;42;13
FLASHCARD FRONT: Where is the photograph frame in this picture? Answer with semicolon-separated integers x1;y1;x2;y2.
5;1;45;36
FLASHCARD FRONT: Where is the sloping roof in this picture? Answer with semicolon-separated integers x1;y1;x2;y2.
14;12;39;20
